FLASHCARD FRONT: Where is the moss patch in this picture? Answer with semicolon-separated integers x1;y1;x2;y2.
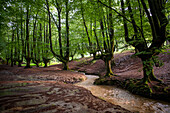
94;77;170;103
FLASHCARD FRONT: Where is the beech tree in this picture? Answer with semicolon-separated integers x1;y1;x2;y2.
97;0;169;89
80;0;117;77
46;0;70;70
120;0;169;85
0;0;169;81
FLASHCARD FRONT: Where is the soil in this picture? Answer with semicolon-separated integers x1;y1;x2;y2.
0;49;169;112
0;65;131;113
69;50;170;102
69;51;170;83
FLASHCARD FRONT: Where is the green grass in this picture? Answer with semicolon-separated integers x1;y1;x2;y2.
49;62;60;66
21;62;61;67
21;63;37;67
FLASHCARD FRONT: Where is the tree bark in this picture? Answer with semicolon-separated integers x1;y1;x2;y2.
43;58;48;67
16;15;22;67
121;0;168;85
64;0;69;70
25;5;31;68
105;57;113;77
20;3;24;64
33;14;38;66
11;28;14;67
141;57;162;84
93;28;100;50
6;36;10;65
102;0;114;77
81;0;92;48
58;11;63;57
63;61;69;70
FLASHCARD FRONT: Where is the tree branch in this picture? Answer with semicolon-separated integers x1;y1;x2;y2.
97;0;132;25
97;0;146;33
45;0;64;62
44;6;59;29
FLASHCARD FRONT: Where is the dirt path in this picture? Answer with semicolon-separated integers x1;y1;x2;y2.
0;65;131;113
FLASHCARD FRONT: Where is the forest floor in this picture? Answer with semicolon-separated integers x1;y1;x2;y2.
0;50;169;113
68;49;170;102
69;50;170;84
0;64;130;112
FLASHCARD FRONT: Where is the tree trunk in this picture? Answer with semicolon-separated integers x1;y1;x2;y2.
46;24;49;58
11;28;14;67
25;58;31;68
20;3;24;64
6;36;10;65
105;58;113;77
63;61;69;70
93;28;100;50
44;59;48;67
103;0;114;77
14;35;17;66
111;59;116;66
100;19;107;51
18;61;22;67
93;52;96;59
33;14;38;64
6;58;9;65
141;57;162;84
25;5;31;68
58;11;63;57
16;15;21;67
81;0;92;48
81;54;84;58
36;62;39;67
65;0;70;64
39;23;42;60
108;0;114;53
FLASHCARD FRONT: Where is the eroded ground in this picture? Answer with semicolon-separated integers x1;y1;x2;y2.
69;51;170;85
1;50;169;112
69;50;170;101
0;65;130;113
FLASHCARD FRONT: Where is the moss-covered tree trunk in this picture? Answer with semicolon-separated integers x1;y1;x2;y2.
104;0;115;77
95;0;115;77
105;57;113;77
141;57;162;84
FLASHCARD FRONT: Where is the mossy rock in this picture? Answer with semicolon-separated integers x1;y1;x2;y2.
95;77;170;102
125;79;152;97
94;77;124;87
94;78;105;85
94;78;112;85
